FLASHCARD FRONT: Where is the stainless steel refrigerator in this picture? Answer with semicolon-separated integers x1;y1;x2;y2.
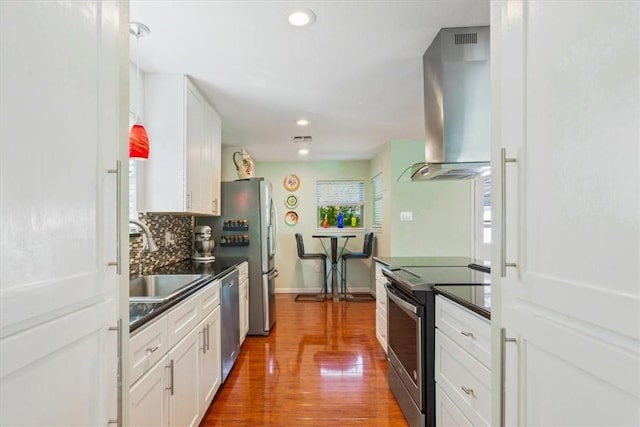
198;178;278;336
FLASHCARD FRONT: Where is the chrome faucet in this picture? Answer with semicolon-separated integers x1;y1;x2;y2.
129;219;158;252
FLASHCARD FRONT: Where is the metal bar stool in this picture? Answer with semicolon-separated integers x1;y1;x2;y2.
294;233;328;302
340;231;375;301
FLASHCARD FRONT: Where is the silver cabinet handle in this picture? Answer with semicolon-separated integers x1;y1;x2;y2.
460;331;475;338
107;161;122;274
212;198;218;214
200;328;206;353
186;192;192;210
500;328;517;427
461;386;475;396
166;360;175;396
206;324;210;351
146;345;159;354
107;319;122;426
500;148;518;277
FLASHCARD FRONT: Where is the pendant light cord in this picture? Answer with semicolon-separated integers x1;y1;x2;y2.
135;31;141;124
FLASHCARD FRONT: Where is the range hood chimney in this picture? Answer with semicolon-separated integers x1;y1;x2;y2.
411;26;490;181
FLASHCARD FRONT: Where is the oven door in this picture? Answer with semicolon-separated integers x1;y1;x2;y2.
386;281;424;411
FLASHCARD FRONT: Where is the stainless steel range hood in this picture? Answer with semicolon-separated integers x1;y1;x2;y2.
411;26;490;181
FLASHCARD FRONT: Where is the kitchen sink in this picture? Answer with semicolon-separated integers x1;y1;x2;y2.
129;274;206;303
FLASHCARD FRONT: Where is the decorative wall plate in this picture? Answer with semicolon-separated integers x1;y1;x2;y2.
285;194;298;209
284;211;298;226
283;174;300;192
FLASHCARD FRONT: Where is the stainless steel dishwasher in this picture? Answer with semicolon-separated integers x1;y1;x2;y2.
220;269;240;383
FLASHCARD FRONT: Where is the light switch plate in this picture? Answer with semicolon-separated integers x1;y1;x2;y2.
400;211;413;221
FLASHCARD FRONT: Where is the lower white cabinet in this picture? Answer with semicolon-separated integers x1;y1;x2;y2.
238;262;249;344
198;307;222;419
374;262;388;353
435;295;491;426
168;325;201;427
130;279;221;427
130;354;169;427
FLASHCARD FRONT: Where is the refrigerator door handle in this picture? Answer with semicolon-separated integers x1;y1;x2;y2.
270;199;278;256
268;269;279;280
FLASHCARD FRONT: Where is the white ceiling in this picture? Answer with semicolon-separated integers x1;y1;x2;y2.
129;0;489;162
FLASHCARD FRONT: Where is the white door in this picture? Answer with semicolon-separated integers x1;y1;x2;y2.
491;1;640;425
130;355;169;427
0;1;126;425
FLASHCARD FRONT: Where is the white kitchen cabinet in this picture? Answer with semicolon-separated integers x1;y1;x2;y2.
130;354;169;427
205;103;222;216
198;306;222;419
435;296;491;427
0;1;125;425
492;2;640;425
238;262;249;344
144;74;221;215
129;278;222;427
167;325;201;427
374;262;388;353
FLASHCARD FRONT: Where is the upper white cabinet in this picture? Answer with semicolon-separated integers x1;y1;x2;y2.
144;75;221;215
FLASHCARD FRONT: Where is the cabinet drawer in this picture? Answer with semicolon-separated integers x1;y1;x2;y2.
435;295;491;368
199;280;220;317
130;316;168;385
167;293;200;348
435;329;491;426
436;384;473;427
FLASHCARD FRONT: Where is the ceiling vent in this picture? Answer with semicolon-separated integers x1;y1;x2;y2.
292;136;312;143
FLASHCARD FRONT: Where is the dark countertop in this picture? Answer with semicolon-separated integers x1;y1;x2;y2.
374;256;491;319
373;256;491;270
129;257;247;333
433;284;491;319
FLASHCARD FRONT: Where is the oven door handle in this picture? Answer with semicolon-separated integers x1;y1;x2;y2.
385;282;419;315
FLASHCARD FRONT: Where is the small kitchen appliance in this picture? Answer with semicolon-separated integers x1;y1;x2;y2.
192;225;215;263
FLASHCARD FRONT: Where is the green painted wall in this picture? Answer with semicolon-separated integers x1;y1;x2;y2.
370;139;473;258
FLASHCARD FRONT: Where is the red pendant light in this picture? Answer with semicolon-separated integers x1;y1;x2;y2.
129;123;150;159
129;22;151;160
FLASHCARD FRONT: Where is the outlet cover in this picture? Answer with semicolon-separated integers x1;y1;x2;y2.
400;211;413;221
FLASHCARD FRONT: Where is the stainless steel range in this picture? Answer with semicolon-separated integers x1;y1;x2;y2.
383;262;490;427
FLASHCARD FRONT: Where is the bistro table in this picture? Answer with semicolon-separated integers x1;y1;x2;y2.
312;234;356;302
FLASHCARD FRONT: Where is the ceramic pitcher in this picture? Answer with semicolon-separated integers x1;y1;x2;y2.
233;148;254;179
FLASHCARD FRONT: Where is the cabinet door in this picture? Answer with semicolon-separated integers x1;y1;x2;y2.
168;326;200;427
203;103;221;215
239;279;249;343
198;306;222;418
0;1;123;425
492;1;640;425
130;355;169;427
185;78;205;213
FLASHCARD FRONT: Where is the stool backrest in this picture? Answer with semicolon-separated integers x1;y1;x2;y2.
295;233;306;258
362;231;374;257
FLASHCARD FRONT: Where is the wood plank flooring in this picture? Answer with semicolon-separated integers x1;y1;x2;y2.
200;294;408;426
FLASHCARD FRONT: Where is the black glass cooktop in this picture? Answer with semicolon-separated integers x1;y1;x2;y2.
383;265;490;292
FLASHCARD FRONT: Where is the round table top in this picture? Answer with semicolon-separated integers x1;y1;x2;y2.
312;234;356;238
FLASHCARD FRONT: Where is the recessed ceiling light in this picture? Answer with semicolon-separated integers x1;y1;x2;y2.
296;119;309;126
298;148;309;155
288;9;316;27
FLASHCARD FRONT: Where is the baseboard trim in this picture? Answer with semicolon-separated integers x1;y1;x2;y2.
277;287;374;295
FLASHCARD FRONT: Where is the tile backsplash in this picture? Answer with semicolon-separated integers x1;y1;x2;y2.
129;213;193;276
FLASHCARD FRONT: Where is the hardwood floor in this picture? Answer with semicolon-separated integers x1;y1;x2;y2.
201;294;408;426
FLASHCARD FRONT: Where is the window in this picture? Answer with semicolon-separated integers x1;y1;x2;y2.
371;173;383;227
316;180;364;228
